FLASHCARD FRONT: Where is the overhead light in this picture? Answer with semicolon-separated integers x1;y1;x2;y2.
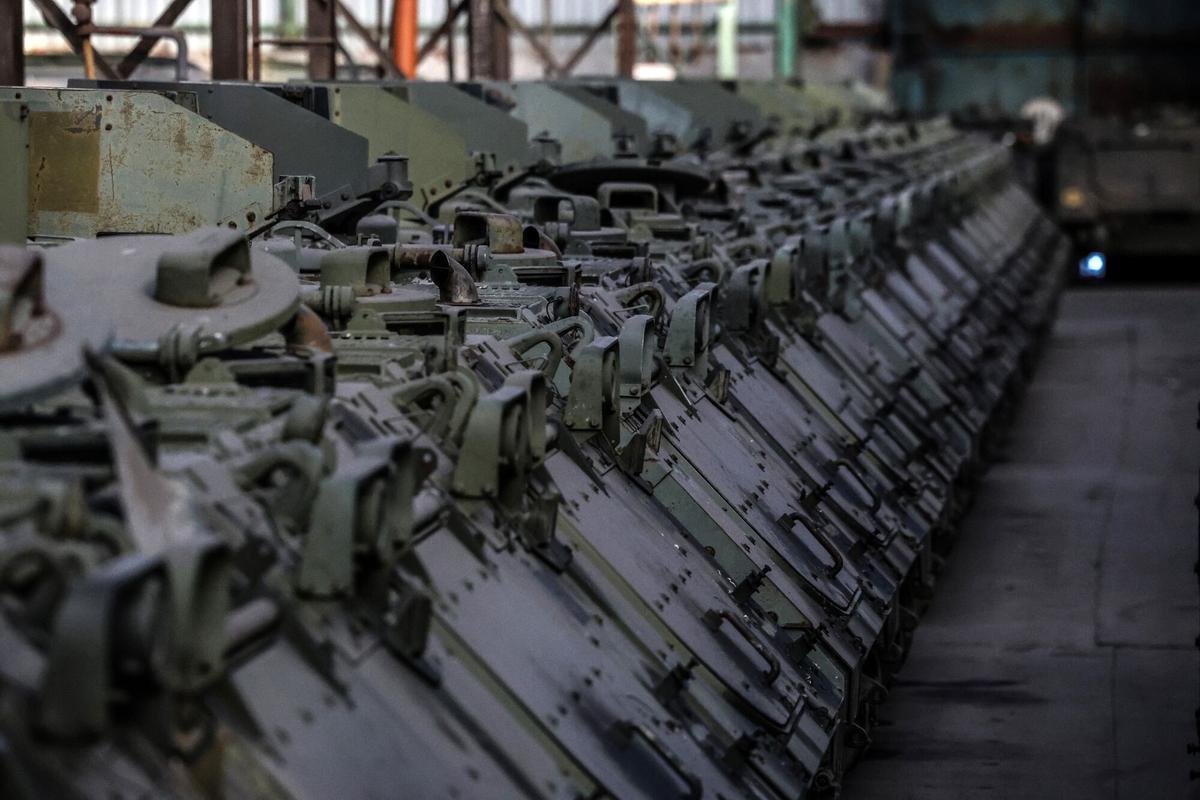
1079;252;1106;278
1060;186;1085;209
632;62;677;81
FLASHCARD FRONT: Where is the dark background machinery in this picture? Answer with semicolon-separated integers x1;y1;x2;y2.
890;0;1200;279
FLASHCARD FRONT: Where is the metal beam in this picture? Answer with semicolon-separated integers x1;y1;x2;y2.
418;0;467;64
28;0;119;78
615;0;635;77
84;25;190;80
0;0;23;85
493;0;511;77
336;0;402;77
466;0;509;79
466;0;488;78
560;1;619;77
211;0;247;79
116;0;194;78
306;0;337;79
494;0;559;76
445;0;456;78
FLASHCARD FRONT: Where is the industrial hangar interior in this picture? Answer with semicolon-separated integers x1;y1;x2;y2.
0;0;1197;798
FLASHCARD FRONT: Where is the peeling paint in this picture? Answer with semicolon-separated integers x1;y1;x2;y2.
0;88;273;238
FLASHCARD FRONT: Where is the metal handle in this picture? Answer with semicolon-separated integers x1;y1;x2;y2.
704;609;781;685
681;256;724;284
831;459;882;513
614;282;666;319
618;314;656;398
780;511;845;578
506;313;598;379
504;329;563;379
540;314;597;353
391;376;458;438
808;523;847;579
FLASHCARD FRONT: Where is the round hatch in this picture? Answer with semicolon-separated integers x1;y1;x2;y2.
550;157;712;197
44;228;300;352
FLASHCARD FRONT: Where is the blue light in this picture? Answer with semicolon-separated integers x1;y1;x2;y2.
1079;252;1106;278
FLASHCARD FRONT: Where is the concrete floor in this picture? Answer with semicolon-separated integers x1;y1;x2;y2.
844;288;1200;800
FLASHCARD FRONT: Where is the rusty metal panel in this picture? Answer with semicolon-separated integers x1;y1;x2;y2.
71;80;370;194
1;88;272;237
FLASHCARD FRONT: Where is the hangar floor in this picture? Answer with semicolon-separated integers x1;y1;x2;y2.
844;287;1200;800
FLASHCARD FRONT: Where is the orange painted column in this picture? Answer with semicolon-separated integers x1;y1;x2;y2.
392;0;419;77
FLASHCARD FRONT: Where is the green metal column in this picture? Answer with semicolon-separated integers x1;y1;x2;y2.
775;0;797;79
716;1;738;79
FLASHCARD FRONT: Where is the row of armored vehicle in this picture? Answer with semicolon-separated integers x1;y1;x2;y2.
0;79;1065;799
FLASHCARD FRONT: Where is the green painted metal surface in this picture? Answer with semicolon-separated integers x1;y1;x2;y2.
0;77;1069;800
734;79;821;132
0;101;28;244
321;83;473;204
399;82;533;174
509;82;633;164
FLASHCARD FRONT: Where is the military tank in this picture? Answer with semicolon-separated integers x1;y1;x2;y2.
0;78;1066;799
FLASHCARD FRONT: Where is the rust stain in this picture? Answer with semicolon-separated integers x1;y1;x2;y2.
28;110;100;214
25;92;272;236
172;119;189;153
106;144;116;202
